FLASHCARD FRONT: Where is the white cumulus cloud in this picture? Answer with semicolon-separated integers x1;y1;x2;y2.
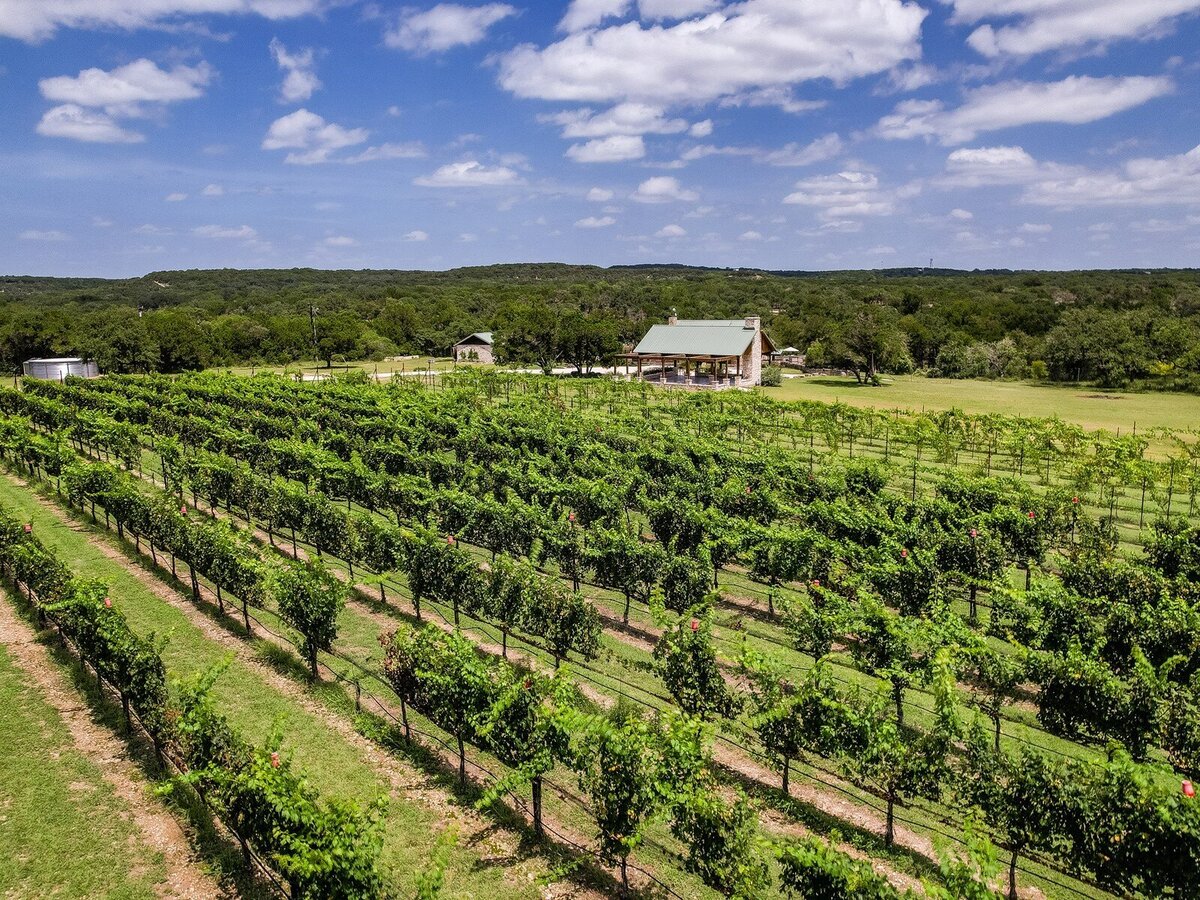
566;134;645;163
40;59;212;112
575;215;617;228
718;87;826;115
270;38;321;103
37;104;143;143
498;0;926;106
413;160;524;187
655;223;687;237
36;58;212;143
784;170;897;220
680;134;842;168
940;145;1063;187
587;187;615;201
632;176;698;203
0;0;323;43
937;142;1200;210
194;224;257;239
402;230;429;241
944;0;1200;58
877;75;1173;145
262;109;368;164
760;134;844;167
545;102;688;138
558;0;721;33
1023;144;1200;208
639;0;721;19
202;183;224;196
343;142;427;164
386;3;516;54
559;0;630;31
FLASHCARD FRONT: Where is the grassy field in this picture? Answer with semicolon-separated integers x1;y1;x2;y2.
767;374;1200;435
0;640;173;899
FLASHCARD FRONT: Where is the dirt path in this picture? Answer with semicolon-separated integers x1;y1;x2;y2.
8;474;618;899
0;589;228;900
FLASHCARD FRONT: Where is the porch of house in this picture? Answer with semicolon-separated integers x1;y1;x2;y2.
618;352;748;389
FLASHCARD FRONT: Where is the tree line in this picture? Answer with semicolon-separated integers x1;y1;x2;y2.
3;265;1200;388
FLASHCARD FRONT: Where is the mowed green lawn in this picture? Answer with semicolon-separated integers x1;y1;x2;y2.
766;375;1200;436
0;641;170;899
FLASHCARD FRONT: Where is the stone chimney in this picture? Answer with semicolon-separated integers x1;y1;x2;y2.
668;307;678;326
742;316;763;385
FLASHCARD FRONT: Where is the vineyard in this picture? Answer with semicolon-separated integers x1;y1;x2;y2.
2;369;1200;899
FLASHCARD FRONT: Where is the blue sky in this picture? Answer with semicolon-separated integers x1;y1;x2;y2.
2;0;1200;277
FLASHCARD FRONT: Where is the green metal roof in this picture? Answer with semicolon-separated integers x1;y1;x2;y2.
632;320;757;357
457;332;493;345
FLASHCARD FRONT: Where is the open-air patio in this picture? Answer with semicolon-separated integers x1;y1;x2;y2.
623;314;775;388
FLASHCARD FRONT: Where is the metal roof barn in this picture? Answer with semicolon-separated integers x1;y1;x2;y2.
633;320;760;357
22;357;100;380
622;316;775;388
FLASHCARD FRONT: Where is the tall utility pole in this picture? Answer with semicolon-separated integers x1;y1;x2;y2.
309;305;319;353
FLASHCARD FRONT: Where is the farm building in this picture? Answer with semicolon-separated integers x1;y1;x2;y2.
22;357;100;380
622;315;774;388
452;332;494;364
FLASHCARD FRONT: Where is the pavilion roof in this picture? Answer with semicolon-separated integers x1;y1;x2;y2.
632;320;762;357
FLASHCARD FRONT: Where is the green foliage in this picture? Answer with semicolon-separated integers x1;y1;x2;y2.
922;820;1004;900
660;551;712;613
0;500;171;743
475;665;576;803
568;705;672;889
654;607;741;719
964;647;1025;750
670;788;771;900
415;827;458;900
742;649;862;793
587;525;663;623
273;559;346;679
1030;642;1165;758
26;359;1200;900
853;698;951;847
172;664;386;899
7;265;1200;392
778;833;900;899
848;600;929;723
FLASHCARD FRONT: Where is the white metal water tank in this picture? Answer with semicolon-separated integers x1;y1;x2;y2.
22;357;100;380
